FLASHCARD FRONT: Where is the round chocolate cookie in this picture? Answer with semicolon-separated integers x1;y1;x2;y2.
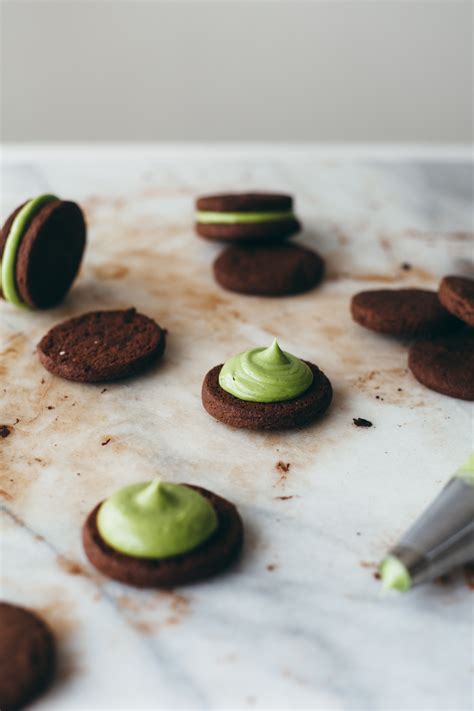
351;288;458;337
202;362;332;430
439;276;474;327
195;192;300;243
213;244;324;296
37;308;166;382
1;197;86;308
0;602;55;711
408;332;474;401
83;485;243;588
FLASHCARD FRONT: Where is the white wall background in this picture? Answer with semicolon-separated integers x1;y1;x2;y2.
1;0;472;143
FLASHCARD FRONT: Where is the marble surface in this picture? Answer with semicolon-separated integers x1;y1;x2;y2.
0;145;473;711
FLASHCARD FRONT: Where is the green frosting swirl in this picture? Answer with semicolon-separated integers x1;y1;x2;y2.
219;339;313;402
97;480;218;558
196;210;294;224
0;194;58;307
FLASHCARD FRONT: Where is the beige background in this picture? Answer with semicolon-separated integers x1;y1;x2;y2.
1;0;473;143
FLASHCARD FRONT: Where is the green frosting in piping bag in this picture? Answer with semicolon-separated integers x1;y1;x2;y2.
455;452;474;486
97;480;218;558
379;555;412;592
219;339;313;402
196;210;294;224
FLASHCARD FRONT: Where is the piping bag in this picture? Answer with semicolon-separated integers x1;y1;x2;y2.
379;453;474;591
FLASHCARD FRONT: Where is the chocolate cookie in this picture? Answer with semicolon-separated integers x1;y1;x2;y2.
213;244;324;296
195;192;301;243
37;308;166;382
351;288;458;337
202;362;332;430
0;602;55;711
439;276;474;327
1;196;86;308
408;332;474;401
83;485;243;587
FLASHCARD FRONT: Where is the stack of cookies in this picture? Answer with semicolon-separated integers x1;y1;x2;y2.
351;277;474;401
195;192;325;296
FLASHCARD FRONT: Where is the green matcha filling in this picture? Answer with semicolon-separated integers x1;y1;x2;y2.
97;480;218;559
219;339;313;403
379;555;412;592
455;452;474;486
196;210;294;224
0;194;57;307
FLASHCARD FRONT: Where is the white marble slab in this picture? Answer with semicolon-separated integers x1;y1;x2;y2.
0;145;472;711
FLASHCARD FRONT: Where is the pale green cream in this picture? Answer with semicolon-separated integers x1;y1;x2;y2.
379;555;412;592
97;480;218;558
455;452;474;486
196;210;294;224
218;339;313;402
0;194;58;307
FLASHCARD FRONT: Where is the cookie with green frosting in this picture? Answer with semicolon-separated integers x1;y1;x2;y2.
202;340;332;430
82;481;243;587
195;192;301;243
0;195;86;308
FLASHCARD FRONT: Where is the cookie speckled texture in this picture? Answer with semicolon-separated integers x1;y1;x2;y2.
408;332;474;401
351;288;458;337
37;308;166;382
1;199;86;308
439;276;474;327
83;485;243;588
0;602;55;711
214;244;325;296
202;361;332;430
195;192;300;243
196;193;294;213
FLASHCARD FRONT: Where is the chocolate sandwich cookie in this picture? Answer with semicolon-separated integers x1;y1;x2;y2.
37;308;166;382
202;339;332;430
351;288;458;337
195;192;301;243
0;602;55;711
0;194;86;309
213;243;324;296
439;276;474;327
83;481;243;587
408;332;474;401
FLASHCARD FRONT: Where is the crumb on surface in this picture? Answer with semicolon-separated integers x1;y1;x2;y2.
0;425;12;438
353;417;373;427
276;461;290;473
101;437;112;446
